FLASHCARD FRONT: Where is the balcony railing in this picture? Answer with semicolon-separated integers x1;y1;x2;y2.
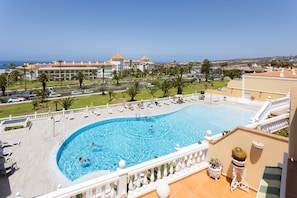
37;142;209;198
246;113;289;133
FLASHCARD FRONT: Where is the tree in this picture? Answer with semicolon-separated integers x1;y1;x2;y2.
29;62;34;82
186;62;193;74
172;64;187;95
99;86;107;95
57;60;63;86
74;71;85;88
53;100;59;111
160;79;172;97
220;62;228;72
201;59;212;82
0;74;7;96
108;90;115;101
30;70;34;83
9;63;16;69
101;62;106;84
112;70;120;86
10;70;21;82
59;97;74;110
127;81;140;101
38;72;48;92
31;100;39;110
91;70;97;79
22;64;27;91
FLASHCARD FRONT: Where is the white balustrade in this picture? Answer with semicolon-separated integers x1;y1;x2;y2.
37;142;208;198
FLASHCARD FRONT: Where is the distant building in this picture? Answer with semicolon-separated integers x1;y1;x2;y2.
227;68;297;100
15;53;155;81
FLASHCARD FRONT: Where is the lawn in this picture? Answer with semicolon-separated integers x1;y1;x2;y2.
0;80;228;118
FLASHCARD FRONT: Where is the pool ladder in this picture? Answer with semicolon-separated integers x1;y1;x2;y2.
135;113;141;118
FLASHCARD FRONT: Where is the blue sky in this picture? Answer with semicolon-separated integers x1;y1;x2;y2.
0;0;297;62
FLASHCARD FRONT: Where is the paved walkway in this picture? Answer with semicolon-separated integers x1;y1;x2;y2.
0;97;260;197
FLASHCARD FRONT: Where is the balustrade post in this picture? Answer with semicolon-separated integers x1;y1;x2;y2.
117;160;128;198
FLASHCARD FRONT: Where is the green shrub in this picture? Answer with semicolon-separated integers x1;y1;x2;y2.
4;125;24;131
26;121;31;127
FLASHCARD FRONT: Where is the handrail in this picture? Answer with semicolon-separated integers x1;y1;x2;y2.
249;96;290;124
246;113;289;133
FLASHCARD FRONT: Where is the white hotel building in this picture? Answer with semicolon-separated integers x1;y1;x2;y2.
16;53;155;81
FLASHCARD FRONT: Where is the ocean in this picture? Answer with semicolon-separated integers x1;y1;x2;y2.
0;60;52;70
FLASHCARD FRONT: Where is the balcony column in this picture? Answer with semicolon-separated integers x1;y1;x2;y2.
289;87;297;161
117;160;128;198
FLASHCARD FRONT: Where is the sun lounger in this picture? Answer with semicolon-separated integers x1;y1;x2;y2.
0;149;12;157
146;102;152;108
54;114;61;122
0;141;21;148
191;94;197;101
0;159;17;176
69;111;75;120
126;104;134;110
169;97;177;104
137;102;144;109
118;106;125;112
107;108;113;114
94;108;101;116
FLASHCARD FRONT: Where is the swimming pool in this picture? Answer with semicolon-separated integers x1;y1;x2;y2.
57;104;255;181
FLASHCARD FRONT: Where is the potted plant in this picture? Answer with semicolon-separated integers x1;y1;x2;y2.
208;158;222;180
231;147;247;167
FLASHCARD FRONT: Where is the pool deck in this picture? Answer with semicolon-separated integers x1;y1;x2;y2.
0;98;261;197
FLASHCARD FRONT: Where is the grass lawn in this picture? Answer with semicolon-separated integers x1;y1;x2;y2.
0;80;228;118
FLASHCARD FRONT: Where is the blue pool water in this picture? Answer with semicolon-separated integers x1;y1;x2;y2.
57;104;256;181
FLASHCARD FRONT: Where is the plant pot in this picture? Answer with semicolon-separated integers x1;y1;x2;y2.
232;157;246;167
208;165;222;180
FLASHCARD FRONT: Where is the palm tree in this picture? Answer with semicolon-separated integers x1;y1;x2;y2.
29;62;34;82
187;62;193;74
59;97;74;110
30;70;34;83
22;63;27;91
127;81;140;101
112;70;120;86
201;59;212;82
74;71;85;88
160;79;172;97
91;70;97;80
53;100;59;111
10;70;21;82
172;64;186;95
99;85;107;95
38;72;48;92
101;62;106;84
57;60;63;86
9;63;16;69
0;73;7;96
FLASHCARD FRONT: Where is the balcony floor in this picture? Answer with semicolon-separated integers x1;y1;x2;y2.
139;169;256;198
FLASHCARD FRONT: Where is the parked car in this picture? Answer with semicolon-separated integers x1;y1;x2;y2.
8;97;25;103
83;90;94;94
27;94;42;100
71;91;83;95
48;92;61;98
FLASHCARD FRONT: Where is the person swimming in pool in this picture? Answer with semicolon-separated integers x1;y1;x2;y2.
79;157;90;163
149;125;154;130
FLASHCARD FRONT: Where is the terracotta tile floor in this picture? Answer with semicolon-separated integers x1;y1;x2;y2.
139;169;256;198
